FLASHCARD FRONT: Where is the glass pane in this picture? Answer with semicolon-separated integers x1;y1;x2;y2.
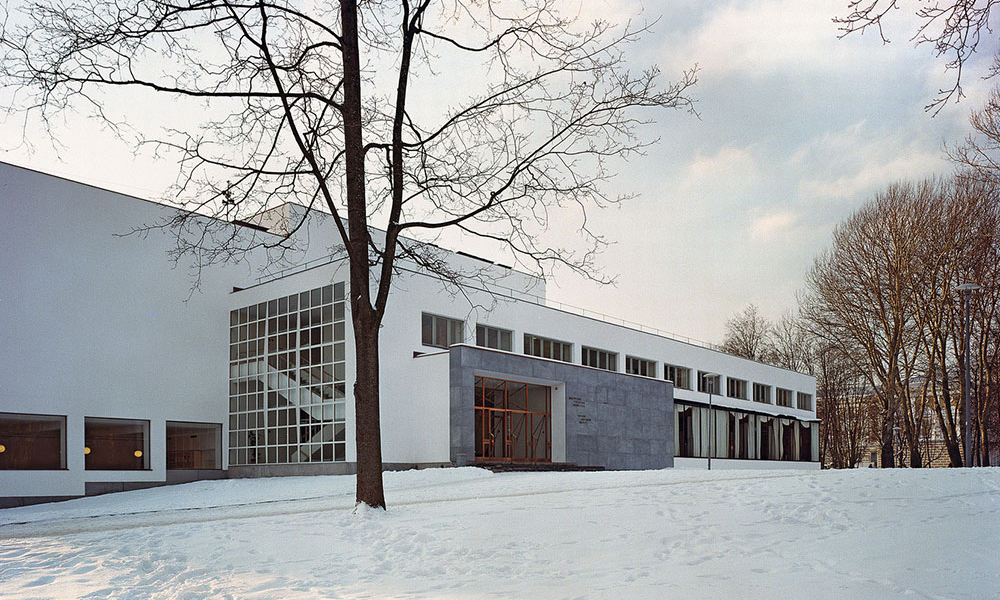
85;417;149;470
0;413;66;470
434;317;447;347
449;319;463;345
422;313;434;345
166;421;222;470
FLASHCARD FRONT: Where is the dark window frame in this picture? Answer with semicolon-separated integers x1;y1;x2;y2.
582;346;618;371
422;313;464;349
0;412;67;470
625;355;656;377
523;333;572;362
753;382;772;404
664;364;691;390
166;421;223;470
697;371;721;394
475;324;513;352
84;416;151;471
726;377;748;400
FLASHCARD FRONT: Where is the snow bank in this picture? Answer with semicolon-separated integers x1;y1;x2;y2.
1;467;997;599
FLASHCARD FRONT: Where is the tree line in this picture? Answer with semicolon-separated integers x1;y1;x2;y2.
722;175;1000;468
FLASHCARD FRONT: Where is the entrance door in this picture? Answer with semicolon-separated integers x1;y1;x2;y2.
475;376;551;462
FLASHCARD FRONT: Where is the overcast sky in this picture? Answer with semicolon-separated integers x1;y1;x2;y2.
0;0;993;344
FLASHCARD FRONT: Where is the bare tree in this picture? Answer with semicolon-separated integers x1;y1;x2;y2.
768;311;815;374
815;341;870;468
802;181;936;468
721;304;772;362
835;0;999;112
803;174;1000;467
0;0;696;507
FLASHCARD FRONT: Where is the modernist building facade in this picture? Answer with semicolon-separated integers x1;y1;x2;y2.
0;162;818;506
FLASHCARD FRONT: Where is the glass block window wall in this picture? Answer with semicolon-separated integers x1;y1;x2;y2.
229;283;347;465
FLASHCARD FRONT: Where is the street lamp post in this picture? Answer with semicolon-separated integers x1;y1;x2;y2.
957;282;981;467
704;372;720;471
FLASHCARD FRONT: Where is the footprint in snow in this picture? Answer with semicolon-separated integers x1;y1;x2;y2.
24;575;56;587
71;563;97;574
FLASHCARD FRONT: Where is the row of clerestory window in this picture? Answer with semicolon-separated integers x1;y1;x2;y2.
419;313;814;411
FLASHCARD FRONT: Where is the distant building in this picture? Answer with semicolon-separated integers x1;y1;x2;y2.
0;162;818;506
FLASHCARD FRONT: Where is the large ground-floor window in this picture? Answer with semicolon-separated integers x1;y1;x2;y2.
674;403;818;462
0;412;66;470
167;421;222;469
475;376;551;462
85;417;150;470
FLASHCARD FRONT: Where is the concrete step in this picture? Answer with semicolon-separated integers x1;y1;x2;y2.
475;462;606;473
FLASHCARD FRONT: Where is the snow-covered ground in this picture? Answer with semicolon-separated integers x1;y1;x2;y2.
1;468;998;599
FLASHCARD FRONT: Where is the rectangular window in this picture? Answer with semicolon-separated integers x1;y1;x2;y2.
582;347;617;371
664;364;691;390
0;412;66;470
166;421;222;469
753;383;772;404
229;283;347;466
726;377;748;400
797;392;813;411
523;334;572;362
776;388;793;407
85;417;150;470
698;371;721;394
476;324;513;352
422;313;464;348
625;356;656;377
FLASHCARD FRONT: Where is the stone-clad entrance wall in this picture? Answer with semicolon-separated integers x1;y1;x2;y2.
449;345;673;469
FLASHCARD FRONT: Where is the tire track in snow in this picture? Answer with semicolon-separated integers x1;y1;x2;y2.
0;472;809;540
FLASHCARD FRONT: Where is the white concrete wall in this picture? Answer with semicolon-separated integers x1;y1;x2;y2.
0;163;261;497
403;352;452;464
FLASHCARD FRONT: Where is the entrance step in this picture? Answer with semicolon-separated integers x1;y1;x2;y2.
475;462;606;473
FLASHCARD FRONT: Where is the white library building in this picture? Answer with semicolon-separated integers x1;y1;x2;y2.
0;162;818;507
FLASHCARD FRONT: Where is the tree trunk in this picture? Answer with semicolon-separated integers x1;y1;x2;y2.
881;433;894;468
353;311;386;509
936;345;965;467
880;391;895;468
340;0;386;509
881;406;894;468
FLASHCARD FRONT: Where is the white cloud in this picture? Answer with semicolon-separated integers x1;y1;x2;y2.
679;145;759;193
749;210;795;241
792;121;951;203
659;0;918;81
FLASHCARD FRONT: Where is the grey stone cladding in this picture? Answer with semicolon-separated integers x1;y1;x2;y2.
449;345;673;469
